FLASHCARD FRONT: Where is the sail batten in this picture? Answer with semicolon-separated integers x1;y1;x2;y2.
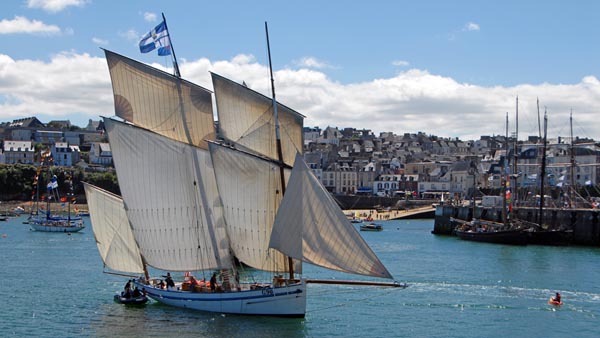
270;154;393;279
84;183;145;274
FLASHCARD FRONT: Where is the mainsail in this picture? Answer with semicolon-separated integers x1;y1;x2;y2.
104;49;215;149
83;182;144;274
104;118;231;272
212;73;304;166
270;153;393;279
209;142;297;273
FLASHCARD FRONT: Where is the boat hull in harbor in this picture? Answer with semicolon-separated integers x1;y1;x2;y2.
455;228;527;245
135;279;307;317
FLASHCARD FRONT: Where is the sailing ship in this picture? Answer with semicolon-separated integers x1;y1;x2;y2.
523;110;573;245
29;153;85;232
453;112;527;245
86;22;398;317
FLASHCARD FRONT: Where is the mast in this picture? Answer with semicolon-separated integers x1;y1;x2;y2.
538;110;548;224
265;21;294;279
502;113;508;225
512;96;519;208
569;110;575;208
162;13;181;78
537;97;541;139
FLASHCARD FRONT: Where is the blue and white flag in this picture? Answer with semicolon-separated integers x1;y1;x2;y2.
139;21;172;56
47;176;58;190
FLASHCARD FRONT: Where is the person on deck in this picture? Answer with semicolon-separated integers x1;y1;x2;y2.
165;273;175;289
210;273;217;292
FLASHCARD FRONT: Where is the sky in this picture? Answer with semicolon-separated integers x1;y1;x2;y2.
1;0;600;141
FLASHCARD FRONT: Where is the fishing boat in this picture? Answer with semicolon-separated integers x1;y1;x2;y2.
453;218;528;245
29;153;85;233
86;19;398;318
360;223;383;231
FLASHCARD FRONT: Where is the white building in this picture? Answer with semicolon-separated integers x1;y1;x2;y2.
89;142;112;165
2;140;34;164
51;142;81;167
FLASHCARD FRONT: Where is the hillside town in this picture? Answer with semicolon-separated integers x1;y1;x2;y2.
1;117;599;204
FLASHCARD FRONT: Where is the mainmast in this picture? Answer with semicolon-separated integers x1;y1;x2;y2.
512;96;519;209
265;21;294;279
502;113;509;225
538;110;548;224
569;110;575;208
537;97;541;139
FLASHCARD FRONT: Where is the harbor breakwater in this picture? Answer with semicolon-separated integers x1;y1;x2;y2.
433;205;600;246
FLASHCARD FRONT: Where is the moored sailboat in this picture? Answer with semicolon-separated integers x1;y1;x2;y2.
29;153;85;233
87;19;399;317
453;112;528;245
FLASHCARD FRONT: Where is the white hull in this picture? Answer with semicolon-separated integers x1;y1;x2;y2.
135;278;307;317
30;219;85;233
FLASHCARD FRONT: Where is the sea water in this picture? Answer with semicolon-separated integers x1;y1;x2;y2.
0;216;598;338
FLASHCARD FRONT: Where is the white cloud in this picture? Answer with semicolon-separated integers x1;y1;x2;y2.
27;0;88;13
119;29;139;41
0;16;61;35
294;57;333;69
465;22;480;31
92;37;108;45
0;52;112;125
143;12;157;22
392;60;410;67
1;52;599;141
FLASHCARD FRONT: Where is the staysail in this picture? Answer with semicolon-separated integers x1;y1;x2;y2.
270;153;393;279
212;73;304;166
209;142;298;272
104;49;215;149
83;182;144;274
104;118;231;272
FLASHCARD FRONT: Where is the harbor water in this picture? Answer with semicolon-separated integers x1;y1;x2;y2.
1;216;598;337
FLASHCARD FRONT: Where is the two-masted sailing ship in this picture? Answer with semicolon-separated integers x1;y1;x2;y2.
85;23;398;317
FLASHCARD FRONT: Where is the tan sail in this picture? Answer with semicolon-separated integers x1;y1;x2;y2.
212;72;304;166
270;154;393;279
104;49;215;149
104;118;231;272
209;142;298;273
83;182;144;274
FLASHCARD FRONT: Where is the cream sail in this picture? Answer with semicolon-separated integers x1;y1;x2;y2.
83;183;144;274
212;73;303;166
104;118;231;271
105;49;215;149
270;153;392;279
208;142;299;273
88;46;398;318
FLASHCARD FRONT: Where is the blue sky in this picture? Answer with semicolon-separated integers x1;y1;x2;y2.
1;0;600;140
